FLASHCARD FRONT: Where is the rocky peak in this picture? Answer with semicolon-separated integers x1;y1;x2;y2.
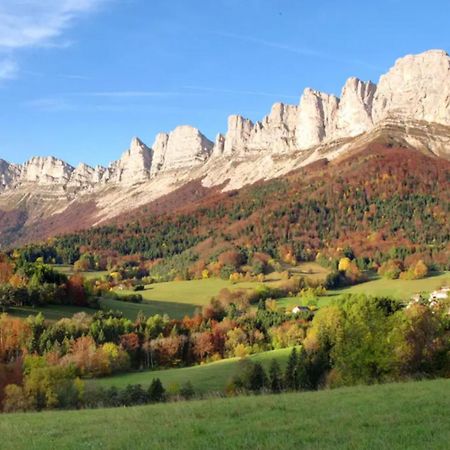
372;49;450;125
296;88;339;149
246;103;298;153
335;77;376;138
150;132;169;178
108;137;152;184
21;156;74;184
211;133;226;158
150;126;213;175
223;115;254;155
68;162;106;187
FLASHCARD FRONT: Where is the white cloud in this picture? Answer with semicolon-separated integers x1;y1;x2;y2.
0;0;106;49
0;0;107;79
184;85;298;100
214;31;383;71
0;59;18;80
24;97;72;112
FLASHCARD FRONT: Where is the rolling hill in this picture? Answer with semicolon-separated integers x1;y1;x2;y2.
0;379;448;450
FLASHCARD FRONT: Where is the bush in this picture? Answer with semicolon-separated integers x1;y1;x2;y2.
378;260;403;279
179;381;195;400
119;294;143;303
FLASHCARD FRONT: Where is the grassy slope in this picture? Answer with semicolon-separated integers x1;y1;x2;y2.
9;270;449;321
8;305;94;321
110;262;329;319
93;347;294;393
1;379;449;450
278;271;450;311
329;272;449;299
52;265;109;280
111;278;264;319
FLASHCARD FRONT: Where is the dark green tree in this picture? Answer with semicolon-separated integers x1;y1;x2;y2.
284;347;298;390
148;378;166;402
268;359;283;393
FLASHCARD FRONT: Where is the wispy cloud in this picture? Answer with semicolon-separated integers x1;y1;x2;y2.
0;0;108;80
184;85;298;100
74;91;186;98
213;31;383;71
0;59;18;80
24;97;73;112
23;91;188;112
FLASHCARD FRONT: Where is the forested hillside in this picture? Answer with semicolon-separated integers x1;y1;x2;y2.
34;145;449;271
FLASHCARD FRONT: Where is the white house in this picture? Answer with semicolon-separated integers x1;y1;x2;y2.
292;305;310;314
429;287;449;301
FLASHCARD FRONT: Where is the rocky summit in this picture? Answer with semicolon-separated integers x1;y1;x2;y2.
0;49;449;246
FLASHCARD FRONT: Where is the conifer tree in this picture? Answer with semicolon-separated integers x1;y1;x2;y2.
284;347;298;390
269;359;283;393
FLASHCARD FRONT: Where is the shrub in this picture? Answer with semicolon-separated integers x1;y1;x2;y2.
119;294;143;303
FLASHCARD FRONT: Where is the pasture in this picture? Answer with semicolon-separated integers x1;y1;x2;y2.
93;347;294;393
1;379;448;450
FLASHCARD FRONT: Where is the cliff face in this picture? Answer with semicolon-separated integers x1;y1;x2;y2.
1;49;449;246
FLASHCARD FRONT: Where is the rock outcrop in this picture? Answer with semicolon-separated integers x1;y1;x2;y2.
20;156;73;185
107;137;152;185
151;125;213;174
247;103;298;153
372;49;450;125
335;77;376;138
222;115;254;155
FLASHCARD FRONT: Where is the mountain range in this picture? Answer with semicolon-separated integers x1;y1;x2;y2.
1;49;449;248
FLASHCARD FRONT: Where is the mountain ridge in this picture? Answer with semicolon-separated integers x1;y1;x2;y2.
0;49;449;247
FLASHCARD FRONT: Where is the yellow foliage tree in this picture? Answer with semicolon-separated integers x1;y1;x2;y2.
413;260;428;279
338;257;351;272
201;269;209;279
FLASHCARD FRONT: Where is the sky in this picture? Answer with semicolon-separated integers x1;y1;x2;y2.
0;0;448;167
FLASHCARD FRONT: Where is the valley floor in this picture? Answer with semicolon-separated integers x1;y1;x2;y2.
1;379;448;450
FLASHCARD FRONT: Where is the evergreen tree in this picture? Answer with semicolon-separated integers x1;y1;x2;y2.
248;362;267;392
284;347;298;390
148;378;165;402
297;347;311;390
268;359;283;393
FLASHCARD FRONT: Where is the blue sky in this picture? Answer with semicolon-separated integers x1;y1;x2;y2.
0;0;448;167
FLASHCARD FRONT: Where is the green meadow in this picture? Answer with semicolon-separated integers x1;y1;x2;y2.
278;271;450;311
111;278;262;319
329;271;449;299
10;268;449;321
1;379;448;450
93;347;294;393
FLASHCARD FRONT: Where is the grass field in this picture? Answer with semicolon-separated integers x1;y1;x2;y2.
113;278;264;319
11;269;449;321
8;304;95;321
329;271;449;300
1;378;448;450
287;261;331;281
278;271;450;312
52;265;108;280
93;347;294;393
100;297;198;320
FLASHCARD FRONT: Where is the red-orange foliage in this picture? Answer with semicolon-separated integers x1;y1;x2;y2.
0;359;23;407
192;331;214;361
0;315;31;363
0;261;14;284
120;333;140;353
218;250;244;268
66;274;87;306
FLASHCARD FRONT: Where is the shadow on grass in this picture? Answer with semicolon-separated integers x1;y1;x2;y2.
100;297;198;320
